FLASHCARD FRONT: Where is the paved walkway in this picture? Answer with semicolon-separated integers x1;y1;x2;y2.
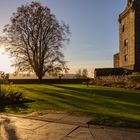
0;112;140;140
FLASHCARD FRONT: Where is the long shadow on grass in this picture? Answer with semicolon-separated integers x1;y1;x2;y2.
18;85;140;128
49;85;140;116
47;89;140;115
38;90;140;126
20;85;140;109
51;85;140;104
19;85;105;111
20;85;140;117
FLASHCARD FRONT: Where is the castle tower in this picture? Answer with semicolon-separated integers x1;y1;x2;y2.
114;0;140;71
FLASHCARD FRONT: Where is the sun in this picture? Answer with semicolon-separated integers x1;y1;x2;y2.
0;47;14;73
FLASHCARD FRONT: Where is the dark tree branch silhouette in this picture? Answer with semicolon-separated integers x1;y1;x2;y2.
2;2;70;82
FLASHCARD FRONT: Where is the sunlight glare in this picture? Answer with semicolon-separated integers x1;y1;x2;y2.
0;47;14;73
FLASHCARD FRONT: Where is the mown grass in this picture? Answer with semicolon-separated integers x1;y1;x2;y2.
1;84;140;128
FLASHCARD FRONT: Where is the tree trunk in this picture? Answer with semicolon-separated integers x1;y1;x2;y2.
38;75;43;84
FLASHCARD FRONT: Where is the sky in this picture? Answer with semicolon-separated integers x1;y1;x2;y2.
0;0;127;74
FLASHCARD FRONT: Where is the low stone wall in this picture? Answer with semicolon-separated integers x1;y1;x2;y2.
95;74;140;89
94;68;133;78
95;75;127;83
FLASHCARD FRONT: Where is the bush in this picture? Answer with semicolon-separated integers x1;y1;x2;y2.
0;85;23;105
0;72;23;105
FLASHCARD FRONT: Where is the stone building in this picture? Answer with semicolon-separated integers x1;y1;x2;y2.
94;0;140;78
114;0;140;72
113;53;120;68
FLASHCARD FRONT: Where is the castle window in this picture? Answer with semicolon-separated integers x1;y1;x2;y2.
124;39;128;47
124;55;128;62
122;25;125;32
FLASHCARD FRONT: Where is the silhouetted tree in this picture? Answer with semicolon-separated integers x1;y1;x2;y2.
2;2;70;82
82;68;88;78
75;68;88;79
75;69;82;79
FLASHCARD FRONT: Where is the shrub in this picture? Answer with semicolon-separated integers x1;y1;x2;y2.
0;85;23;105
0;71;23;106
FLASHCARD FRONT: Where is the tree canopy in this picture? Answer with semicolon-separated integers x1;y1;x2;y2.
2;2;70;81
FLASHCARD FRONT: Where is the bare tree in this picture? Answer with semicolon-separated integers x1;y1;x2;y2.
82;68;88;78
75;69;82;79
2;2;70;82
75;68;88;79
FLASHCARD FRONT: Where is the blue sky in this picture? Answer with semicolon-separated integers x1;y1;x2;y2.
0;0;127;74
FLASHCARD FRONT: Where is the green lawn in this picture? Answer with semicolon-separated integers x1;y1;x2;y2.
2;84;140;128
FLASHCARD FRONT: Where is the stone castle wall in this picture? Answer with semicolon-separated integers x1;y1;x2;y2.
114;53;120;68
113;0;140;72
119;5;135;70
